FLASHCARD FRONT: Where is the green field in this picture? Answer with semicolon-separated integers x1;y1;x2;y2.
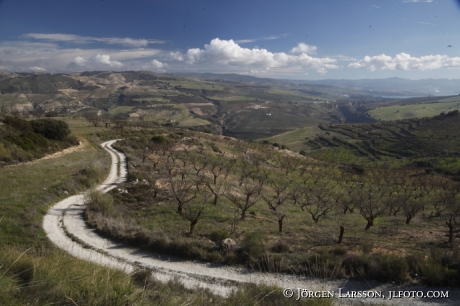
177;116;211;127
369;100;460;121
209;95;259;101
132;97;170;103
268;88;331;101
169;81;224;90
262;126;323;151
108;106;134;114
0;94;31;106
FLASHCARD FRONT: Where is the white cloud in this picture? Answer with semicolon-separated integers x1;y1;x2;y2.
151;59;166;68
21;33;165;47
69;54;123;69
150;59;167;72
89;54;123;67
235;33;290;44
0;41;164;72
29;66;47;72
316;68;327;75
72;56;87;66
168;51;184;61
170;38;337;74
349;53;460;71
290;43;317;54
403;0;433;2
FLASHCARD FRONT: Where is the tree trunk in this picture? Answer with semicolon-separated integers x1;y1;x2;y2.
278;217;284;233
337;226;345;244
190;220;197;235
405;216;412;225
447;219;454;243
365;217;374;230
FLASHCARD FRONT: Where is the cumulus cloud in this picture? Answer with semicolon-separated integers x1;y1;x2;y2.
22;33;165;47
150;59;167;72
170;38;337;74
69;54;123;69
349;53;460;71
290;43;317;54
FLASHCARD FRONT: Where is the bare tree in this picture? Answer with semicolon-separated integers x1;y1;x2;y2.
302;182;336;224
402;191;425;225
354;184;387;230
436;182;460;243
166;172;198;214
203;175;229;206
227;178;263;220
262;178;291;232
182;190;212;235
84;113;102;127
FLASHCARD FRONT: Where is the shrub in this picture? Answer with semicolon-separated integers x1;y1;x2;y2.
271;241;291;253
2;116;33;132
30;118;71;141
332;247;347;256
151;135;167;144
209;229;230;243
85;189;114;215
6;132;49;151
242;232;267;260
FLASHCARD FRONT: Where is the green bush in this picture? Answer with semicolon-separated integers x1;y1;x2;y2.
151;135;168;144
30;118;71;141
242;232;267;260
2;116;33;132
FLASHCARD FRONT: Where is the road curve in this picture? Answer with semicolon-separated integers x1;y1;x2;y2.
43;140;459;304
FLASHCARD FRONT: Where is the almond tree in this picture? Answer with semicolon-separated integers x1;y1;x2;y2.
402;191;426;225
262;178;291;233
304;182;336;223
354;183;387;230
203;175;229;206
182;190;212;235
166;170;198;214
436;182;460;243
227;178;263;220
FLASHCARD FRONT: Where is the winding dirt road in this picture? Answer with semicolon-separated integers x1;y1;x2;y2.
43;140;459;304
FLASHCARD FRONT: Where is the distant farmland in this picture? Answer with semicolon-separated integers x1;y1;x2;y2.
369;99;460;121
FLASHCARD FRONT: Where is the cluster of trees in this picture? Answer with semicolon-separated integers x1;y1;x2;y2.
129;133;460;243
0;116;77;164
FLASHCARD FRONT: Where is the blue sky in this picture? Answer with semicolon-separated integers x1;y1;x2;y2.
1;0;460;80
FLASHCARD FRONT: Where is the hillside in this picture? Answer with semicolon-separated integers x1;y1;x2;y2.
264;110;460;174
0;71;377;140
0;116;79;166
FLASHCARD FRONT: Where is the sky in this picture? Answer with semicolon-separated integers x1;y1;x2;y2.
1;0;460;80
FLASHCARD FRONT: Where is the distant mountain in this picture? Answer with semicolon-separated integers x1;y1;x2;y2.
178;73;460;97
303;77;460;96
